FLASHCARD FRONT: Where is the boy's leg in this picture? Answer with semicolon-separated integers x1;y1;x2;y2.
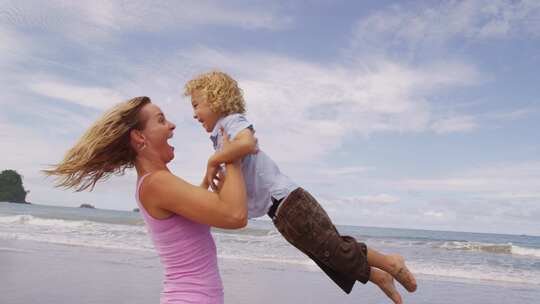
272;188;371;293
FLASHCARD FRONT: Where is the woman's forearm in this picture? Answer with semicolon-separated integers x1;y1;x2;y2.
218;162;247;224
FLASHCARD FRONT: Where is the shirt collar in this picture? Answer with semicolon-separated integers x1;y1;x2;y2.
209;116;226;141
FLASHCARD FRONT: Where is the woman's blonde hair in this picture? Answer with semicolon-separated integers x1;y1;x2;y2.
184;70;246;115
43;96;151;191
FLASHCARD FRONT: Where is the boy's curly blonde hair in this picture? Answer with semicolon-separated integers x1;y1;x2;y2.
184;70;246;115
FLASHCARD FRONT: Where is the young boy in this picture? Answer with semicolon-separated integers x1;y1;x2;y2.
185;71;416;303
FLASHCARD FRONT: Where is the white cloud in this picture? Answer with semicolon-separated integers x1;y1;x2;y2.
28;81;126;110
174;47;481;162
355;194;399;204
0;120;67;178
0;28;22;52
431;115;477;134
112;0;293;31
352;0;540;57
1;1;537;235
479;191;540;200
0;0;291;42
330;193;400;205
393;161;540;196
10;44;482;169
424;211;445;219
485;107;539;121
0;27;32;67
317;166;371;176
424;106;537;134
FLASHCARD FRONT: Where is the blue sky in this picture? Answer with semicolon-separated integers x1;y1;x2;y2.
1;0;539;235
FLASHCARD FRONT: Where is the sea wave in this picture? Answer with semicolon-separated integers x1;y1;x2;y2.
2;214;540;285
218;253;540;285
411;262;540;286
0;214;88;227
439;241;540;258
0;246;34;253
512;245;540;258
217;254;318;269
0;214;152;251
0;214;144;232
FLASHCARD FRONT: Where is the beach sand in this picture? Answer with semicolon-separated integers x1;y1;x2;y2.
1;239;538;304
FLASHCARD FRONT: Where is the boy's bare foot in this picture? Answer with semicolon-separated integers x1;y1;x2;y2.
387;254;417;292
369;268;403;304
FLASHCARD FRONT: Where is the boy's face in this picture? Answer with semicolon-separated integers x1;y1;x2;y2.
191;90;221;133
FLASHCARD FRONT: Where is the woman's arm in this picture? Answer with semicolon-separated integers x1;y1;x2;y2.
141;161;247;229
140;130;247;229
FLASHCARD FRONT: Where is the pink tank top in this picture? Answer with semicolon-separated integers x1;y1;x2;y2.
136;173;223;304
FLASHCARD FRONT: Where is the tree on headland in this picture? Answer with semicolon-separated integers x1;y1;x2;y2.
0;170;30;204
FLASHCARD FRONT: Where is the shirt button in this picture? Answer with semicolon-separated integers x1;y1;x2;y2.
324;251;330;257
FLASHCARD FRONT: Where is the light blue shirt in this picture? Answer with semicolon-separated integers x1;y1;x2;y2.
210;114;298;218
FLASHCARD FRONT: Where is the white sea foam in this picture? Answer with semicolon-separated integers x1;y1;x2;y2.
0;214;152;252
0;246;34;253
440;241;540;258
411;261;540;286
512;245;540;258
440;241;512;253
217;254;318;269
0;214;144;231
2;214;540;286
0;231;155;252
0;214;91;228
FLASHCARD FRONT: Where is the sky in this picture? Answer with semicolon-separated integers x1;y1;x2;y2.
1;0;539;236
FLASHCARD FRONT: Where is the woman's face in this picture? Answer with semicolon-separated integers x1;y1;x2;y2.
137;103;176;163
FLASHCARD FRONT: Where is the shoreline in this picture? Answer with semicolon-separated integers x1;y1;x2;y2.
1;239;539;304
3;201;540;238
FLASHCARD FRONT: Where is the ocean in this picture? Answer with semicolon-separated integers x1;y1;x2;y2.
1;201;539;303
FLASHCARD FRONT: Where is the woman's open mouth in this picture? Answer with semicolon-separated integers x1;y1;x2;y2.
167;133;174;150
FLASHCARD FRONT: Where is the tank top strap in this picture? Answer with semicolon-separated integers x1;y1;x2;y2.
137;173;152;190
136;172;153;207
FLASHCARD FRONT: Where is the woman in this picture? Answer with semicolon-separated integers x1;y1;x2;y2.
45;96;247;303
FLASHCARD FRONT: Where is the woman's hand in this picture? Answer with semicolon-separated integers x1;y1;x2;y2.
205;161;221;191
214;169;225;193
200;176;210;190
206;128;238;191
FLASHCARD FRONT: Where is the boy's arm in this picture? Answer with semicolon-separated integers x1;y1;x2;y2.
209;128;257;166
205;128;257;191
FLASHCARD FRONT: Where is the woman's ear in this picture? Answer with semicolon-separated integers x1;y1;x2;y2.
131;129;148;151
130;129;146;147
